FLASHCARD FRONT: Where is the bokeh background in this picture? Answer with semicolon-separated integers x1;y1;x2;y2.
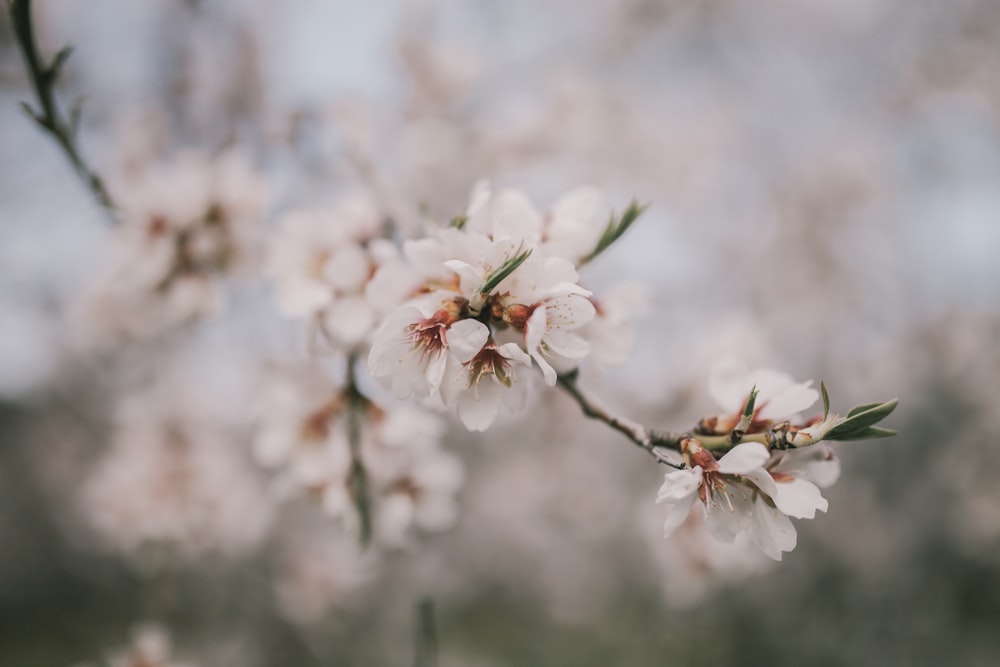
2;0;1000;665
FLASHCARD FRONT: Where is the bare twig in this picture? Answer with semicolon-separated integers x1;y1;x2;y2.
556;371;686;467
8;0;116;217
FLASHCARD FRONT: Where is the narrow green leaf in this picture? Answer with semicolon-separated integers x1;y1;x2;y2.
580;200;648;265
820;381;830;419
48;44;74;83
743;385;759;419
847;402;883;418
480;245;531;294
449;214;467;229
828;425;897;442
826;399;898;440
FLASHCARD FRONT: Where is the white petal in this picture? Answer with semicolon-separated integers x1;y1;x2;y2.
544;330;590;359
758;381;819;421
324;296;376;345
446;319;490;363
365;262;420;313
717;442;770;475
275;276;330;316
525;307;547;352
705;499;751;543
656;467;703;503
750;498;797;561
772;477;828;519
438;355;468;407
708;356;754;413
533;352;557;386
324;243;370;291
457;379;505;431
742;467;777;498
497;342;532;366
490;189;543;242
442;259;484;295
661;492;698;539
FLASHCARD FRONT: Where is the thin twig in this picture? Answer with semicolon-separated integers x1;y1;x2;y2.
8;0;117;217
556;372;685;467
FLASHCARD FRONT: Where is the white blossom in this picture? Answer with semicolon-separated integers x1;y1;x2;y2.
266;195;397;347
80;385;273;567
78;150;269;342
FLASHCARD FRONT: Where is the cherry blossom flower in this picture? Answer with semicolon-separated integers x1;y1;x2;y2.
254;369;464;544
80;385;273;567
709;357;820;424
108;624;196;667
266;195;397;347
657;438;837;560
78;150;269;342
656;441;771;540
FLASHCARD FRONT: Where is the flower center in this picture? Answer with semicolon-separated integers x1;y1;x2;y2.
466;343;512;387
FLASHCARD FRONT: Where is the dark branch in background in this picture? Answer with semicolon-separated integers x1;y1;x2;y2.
345;353;374;547
8;0;116;216
412;598;437;667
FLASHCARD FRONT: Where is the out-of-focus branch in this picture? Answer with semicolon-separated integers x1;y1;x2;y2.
345;353;373;547
413;598;437;667
8;0;117;217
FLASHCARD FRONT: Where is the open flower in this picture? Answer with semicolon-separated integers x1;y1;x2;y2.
703;357;820;434
266;196;395;347
439;340;533;431
368;294;489;400
656;441;771;540
657;437;837;560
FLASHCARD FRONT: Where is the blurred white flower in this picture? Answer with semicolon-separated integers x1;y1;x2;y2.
108;624;195;667
577;283;647;368
254;368;463;545
658;438;836;560
274;527;375;625
266;195;396;347
709;357;820;423
78;150;269;342
79;383;273;566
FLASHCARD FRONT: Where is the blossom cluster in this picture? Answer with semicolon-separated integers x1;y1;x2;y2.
79;150;268;341
367;182;643;430
254;368;463;547
656;360;841;560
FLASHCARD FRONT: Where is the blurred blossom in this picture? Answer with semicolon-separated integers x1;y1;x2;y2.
106;624;195;667
75;150;270;343
274;524;376;625
265;195;397;348
78;380;273;567
254;366;463;546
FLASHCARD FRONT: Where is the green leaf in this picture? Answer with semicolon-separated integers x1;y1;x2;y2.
847;402;884;418
580;200;648;265
825;398;898;440
829;426;897;442
480;245;532;294
743;385;759;419
48;44;74;83
820;381;830;419
449;214;467;229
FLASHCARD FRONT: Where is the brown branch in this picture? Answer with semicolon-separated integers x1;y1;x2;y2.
556;372;686;467
9;0;117;217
